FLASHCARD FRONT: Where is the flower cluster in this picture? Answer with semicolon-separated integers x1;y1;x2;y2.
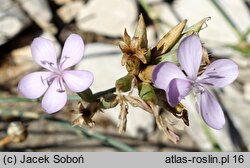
17;16;239;143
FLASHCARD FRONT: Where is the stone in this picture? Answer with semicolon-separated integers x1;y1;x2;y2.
0;0;31;45
243;83;250;102
18;0;52;22
57;1;84;23
231;56;250;68
0;32;60;85
174;0;250;44
218;86;250;151
237;69;250;83
218;0;250;33
237;69;250;102
151;2;181;38
18;0;57;33
54;0;73;5
76;0;137;36
76;43;125;92
0;17;23;45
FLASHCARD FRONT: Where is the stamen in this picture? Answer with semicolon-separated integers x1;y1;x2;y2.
47;78;53;85
59;56;70;70
201;82;214;86
41;76;45;85
41;60;64;76
56;79;65;93
193;82;205;94
40;75;55;86
206;71;217;75
41;60;54;67
202;75;224;80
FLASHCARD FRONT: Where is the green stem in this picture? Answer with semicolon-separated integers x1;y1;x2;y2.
93;87;116;99
0;97;36;103
0;87;116;104
0;96;81;103
210;0;243;40
0;108;136;152
77;87;116;102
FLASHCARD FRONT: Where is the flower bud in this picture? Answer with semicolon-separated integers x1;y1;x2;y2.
138;82;157;103
100;94;119;109
116;74;135;92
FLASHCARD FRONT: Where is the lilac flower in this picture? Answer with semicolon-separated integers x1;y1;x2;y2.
152;35;239;129
18;34;94;114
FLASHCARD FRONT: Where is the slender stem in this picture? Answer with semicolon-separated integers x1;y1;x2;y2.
0;96;81;103
0;135;12;148
0;87;117;104
0;108;136;152
210;0;243;40
0;97;36;103
93;87;116;99
45;116;135;152
77;87;116;102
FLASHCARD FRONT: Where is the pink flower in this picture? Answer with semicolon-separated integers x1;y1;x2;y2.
152;35;239;129
18;34;94;113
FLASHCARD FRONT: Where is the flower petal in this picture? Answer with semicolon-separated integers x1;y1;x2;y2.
60;34;84;70
41;78;67;114
18;72;53;99
31;37;58;70
63;70;94;92
167;78;192;107
197;59;239;87
178;34;202;79
200;90;225;129
152;62;186;90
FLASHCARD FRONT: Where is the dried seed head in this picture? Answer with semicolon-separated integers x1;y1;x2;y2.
7;122;28;143
117;95;129;134
126;56;141;75
72;101;101;128
119;15;150;68
134;14;148;49
151;19;187;58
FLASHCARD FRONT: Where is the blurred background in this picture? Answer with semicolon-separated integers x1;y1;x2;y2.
0;0;249;152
